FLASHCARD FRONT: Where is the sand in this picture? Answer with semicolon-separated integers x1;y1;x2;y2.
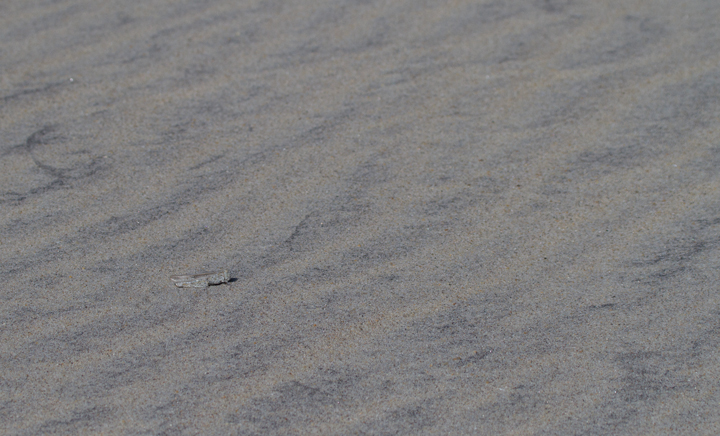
2;0;720;434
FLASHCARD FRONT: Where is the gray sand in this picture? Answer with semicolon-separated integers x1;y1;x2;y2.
2;0;720;434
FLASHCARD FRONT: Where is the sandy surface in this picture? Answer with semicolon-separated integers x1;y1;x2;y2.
2;0;720;434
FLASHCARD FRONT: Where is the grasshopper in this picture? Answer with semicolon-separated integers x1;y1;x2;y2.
170;270;230;288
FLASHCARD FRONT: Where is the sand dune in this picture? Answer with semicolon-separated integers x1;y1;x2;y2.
2;0;720;434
